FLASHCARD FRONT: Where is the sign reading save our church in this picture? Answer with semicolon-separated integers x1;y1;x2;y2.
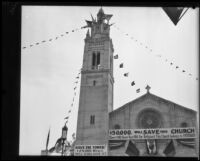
109;127;196;140
74;145;107;156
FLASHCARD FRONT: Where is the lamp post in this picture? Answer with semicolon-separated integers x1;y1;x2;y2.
61;122;68;156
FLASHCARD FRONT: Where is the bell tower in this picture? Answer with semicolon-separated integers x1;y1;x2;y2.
75;8;114;152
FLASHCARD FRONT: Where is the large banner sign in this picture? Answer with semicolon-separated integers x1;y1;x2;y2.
74;145;107;156
109;127;196;140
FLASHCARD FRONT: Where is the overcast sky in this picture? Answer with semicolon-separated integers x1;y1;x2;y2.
20;6;199;155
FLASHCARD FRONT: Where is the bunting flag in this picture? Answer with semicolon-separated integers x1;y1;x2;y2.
22;26;86;50
85;20;92;27
163;140;176;156
162;7;189;25
125;140;140;156
46;128;50;151
176;138;195;148
75;81;78;84
76;76;79;79
119;63;124;68
131;81;135;86
114;25;198;82
74;87;77;90
124;73;129;77
114;55;119;59
109;140;126;150
68;110;71;113
136;88;140;93
64;116;69;120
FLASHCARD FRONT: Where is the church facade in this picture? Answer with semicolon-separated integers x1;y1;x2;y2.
75;8;198;157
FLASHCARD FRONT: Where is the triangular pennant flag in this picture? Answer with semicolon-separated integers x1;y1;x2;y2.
114;55;118;59
124;73;129;77
85;20;92;27
125;140;139;156
131;81;135;86
163;140;176;156
119;63;124;68
163;7;189;25
136;88;140;93
64;116;69;120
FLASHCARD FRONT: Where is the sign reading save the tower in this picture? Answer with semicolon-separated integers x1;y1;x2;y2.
109;127;196;140
74;145;107;156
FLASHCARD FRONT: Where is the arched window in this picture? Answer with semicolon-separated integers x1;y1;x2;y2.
114;124;120;129
97;52;100;66
90;115;95;125
92;52;96;67
93;80;96;86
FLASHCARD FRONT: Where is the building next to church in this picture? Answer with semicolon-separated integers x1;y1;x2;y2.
73;8;198;157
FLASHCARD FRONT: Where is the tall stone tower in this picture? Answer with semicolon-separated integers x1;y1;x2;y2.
75;8;114;150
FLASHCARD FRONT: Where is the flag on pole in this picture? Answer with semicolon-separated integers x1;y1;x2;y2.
119;63;124;68
124;73;129;77
46;128;50;151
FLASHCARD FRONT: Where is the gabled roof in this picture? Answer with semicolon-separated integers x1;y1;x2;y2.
109;92;197;115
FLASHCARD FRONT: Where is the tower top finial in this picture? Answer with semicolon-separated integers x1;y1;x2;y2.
145;85;151;93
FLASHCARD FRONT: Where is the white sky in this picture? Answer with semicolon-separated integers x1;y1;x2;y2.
20;6;199;155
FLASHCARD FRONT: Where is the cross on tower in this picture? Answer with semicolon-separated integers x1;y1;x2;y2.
145;85;151;93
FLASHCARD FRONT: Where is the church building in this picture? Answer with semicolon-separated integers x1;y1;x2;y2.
75;8;198;157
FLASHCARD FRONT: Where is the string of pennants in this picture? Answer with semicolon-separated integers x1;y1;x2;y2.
112;25;199;82
64;69;81;123
114;55;146;94
22;26;87;50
